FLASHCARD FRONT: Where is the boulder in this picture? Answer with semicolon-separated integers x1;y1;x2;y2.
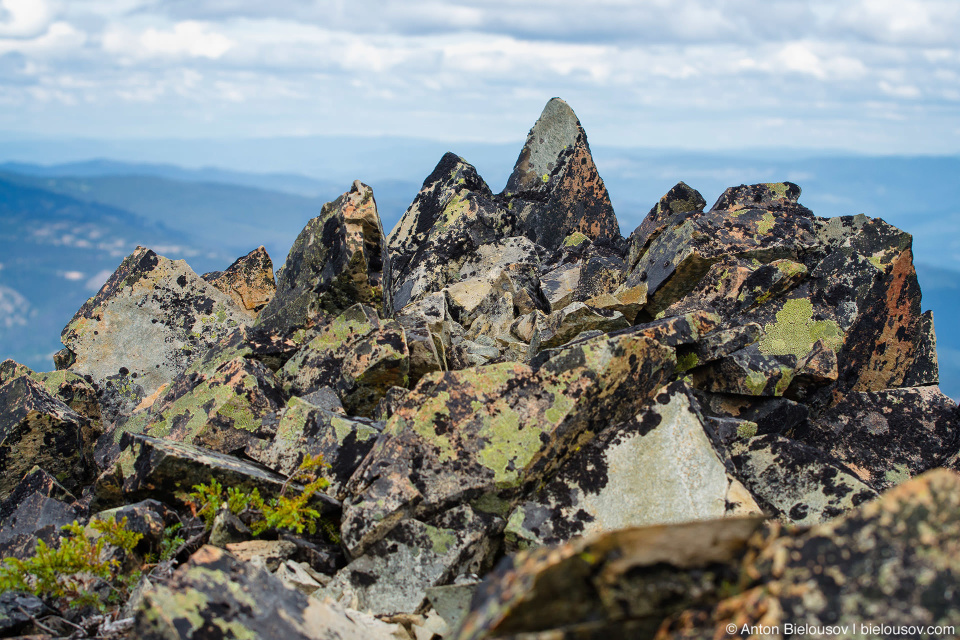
656;470;960;636
794;386;960;491
135;545;401;640
0;375;99;500
323;506;498;615
278;304;409;417
730;434;877;525
505;383;731;548
387;153;510;311
0;359;100;423
501;98;621;251
257;181;391;334
625;181;707;272
690;348;796;397
202;245;276;317
341;330;675;556
119;355;284;456
245;396;382;500
105;433;340;516
456;517;765;640
0;466;84;560
58;246;251;418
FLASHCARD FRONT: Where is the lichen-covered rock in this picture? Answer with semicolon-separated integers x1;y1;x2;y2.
505;383;730;548
341;331;675;556
323;506;498;615
245;396;381;500
625;182;707;272
0;358;100;422
456;517;765;640
531;301;630;351
257;181;391;334
0;591;49;637
902;309;939;386
793;386;960;491
388;154;512;311
657;470;960;637
625;183;818;314
730;434;876;525
135;545;400;640
501;98;621;252
0;375;99;500
0;466;84;560
109;433;340;516
279;304;409;417
202;245;276;317
691;348;796;397
119;356;284;456
59;246;251;417
539;261;581;312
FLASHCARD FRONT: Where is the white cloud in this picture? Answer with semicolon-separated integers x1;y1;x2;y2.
0;21;86;56
103;20;234;60
0;0;53;38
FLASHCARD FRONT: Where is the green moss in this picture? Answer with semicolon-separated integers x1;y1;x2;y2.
759;298;843;360
736;421;758;439
676;351;700;373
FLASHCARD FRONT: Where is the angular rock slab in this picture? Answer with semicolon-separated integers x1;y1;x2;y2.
730;434;877;525
690;348;796;397
202;245;276;317
502;98;621;252
120;356;284;455
505;383;730;548
456;517;765;640
323;506;497;615
109;433;340;515
258;180;391;334
0;466;84;560
135;545;400;640
341;331;676;556
795;386;960;491
625;183;819;314
0;359;101;422
625;181;706;272
59;246;251;405
245;396;381;501
657;470;960;636
0;375;99;500
387;153;509;311
279;304;409;417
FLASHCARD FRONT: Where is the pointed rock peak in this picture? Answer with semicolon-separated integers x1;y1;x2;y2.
711;182;803;212
652;182;707;217
626;182;707;269
504;97;584;195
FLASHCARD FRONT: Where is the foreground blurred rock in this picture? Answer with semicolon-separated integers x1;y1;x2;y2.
0;97;956;639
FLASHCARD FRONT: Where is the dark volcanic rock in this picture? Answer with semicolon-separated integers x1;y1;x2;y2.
257;180;391;334
0;375;99;500
0;466;84;560
795;386;960;491
502;98;621;252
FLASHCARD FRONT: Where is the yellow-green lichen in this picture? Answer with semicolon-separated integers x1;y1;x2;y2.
424;525;457;555
541;173;550;183
884;463;911;486
757;212;775;234
759;298;843;360
676;351;700;373
744;369;769;395
562;231;589;248
764;182;791;198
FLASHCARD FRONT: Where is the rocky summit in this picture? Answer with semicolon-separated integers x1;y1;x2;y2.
0;98;957;640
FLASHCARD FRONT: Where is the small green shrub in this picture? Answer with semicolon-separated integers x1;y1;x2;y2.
185;453;334;538
0;517;143;609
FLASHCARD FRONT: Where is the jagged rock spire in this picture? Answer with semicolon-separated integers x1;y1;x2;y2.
502;97;621;252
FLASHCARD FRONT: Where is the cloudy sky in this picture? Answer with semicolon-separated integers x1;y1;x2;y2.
1;0;959;153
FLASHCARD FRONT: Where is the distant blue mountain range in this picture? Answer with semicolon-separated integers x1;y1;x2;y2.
0;149;956;399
